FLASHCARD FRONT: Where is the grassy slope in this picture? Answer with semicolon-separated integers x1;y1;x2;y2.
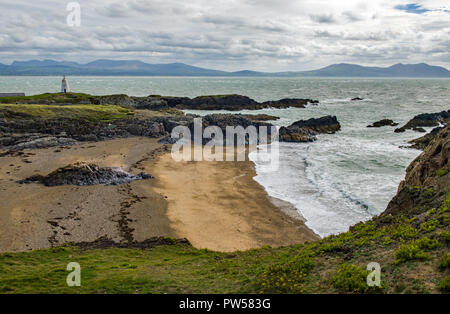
0;190;448;294
0;103;134;123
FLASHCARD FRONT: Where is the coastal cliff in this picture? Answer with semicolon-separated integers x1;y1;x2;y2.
386;125;450;216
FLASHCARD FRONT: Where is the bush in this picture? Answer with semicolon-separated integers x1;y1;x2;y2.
394;243;428;264
390;224;418;240
420;220;440;233
331;263;369;293
436;168;449;177
416;237;441;250
437;275;450;292
438;253;450;270
255;255;314;293
438;230;450;243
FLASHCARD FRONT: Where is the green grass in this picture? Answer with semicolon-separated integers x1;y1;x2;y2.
0;92;94;104
0;103;134;122
0;244;290;294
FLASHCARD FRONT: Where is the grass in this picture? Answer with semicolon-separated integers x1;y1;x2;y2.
0;103;134;123
0;92;94;104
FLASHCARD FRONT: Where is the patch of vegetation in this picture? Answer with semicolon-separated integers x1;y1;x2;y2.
255;252;315;293
331;263;381;293
438;275;450;292
394;243;428;264
0;103;134;122
436;167;450;177
438;253;450;270
157;108;185;116
0;92;94;104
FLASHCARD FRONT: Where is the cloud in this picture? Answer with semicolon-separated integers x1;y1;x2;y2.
310;14;337;24
0;0;448;71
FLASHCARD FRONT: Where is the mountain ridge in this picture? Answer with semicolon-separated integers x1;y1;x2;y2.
1;59;449;77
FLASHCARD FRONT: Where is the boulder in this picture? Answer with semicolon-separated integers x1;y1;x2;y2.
395;109;450;132
261;98;319;108
367;119;399;128
18;162;153;186
279;116;341;142
407;126;444;150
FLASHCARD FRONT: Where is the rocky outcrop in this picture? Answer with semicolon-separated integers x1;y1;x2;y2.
384;125;449;216
190;114;275;145
394;109;450;133
4;92;319;112
160;95;318;111
0;133;77;149
0;117;167;149
18;162;153;186
261;98;319;108
242;114;280;122
367;119;399;128
279;116;341;142
408;126;445;150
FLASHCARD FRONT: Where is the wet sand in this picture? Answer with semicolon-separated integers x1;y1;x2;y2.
0;138;174;252
150;148;318;252
0;138;318;253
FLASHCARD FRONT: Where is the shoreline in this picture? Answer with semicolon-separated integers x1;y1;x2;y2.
0;138;318;253
148;147;319;252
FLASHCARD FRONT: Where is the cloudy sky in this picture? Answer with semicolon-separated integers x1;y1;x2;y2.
0;0;449;71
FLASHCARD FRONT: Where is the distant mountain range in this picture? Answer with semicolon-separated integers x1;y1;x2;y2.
0;59;449;77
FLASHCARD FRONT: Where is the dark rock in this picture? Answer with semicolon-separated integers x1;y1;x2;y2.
160;95;319;111
261;98;318;108
407;126;444;150
0;116;168;149
18;162;153;186
158;136;178;144
242;114;280;122
367;119;399;128
0;133;78;149
279;127;316;142
279;116;341;142
395;109;450;132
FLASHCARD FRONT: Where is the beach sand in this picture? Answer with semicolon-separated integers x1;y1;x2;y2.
149;147;318;252
0;138;318;252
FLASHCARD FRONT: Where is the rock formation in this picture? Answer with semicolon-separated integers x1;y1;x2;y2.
385;125;449;216
367;119;399;128
279;116;341;142
18;162;153;186
395;109;450;133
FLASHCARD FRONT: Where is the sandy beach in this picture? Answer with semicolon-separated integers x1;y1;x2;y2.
0;138;317;252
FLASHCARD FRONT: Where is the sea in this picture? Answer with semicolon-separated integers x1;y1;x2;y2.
1;76;449;237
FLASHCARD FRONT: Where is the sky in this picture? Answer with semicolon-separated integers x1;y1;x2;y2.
0;0;449;71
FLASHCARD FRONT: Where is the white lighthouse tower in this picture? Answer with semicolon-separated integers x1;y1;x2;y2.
61;76;70;93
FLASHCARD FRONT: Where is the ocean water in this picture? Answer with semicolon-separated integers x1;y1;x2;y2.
1;76;449;236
